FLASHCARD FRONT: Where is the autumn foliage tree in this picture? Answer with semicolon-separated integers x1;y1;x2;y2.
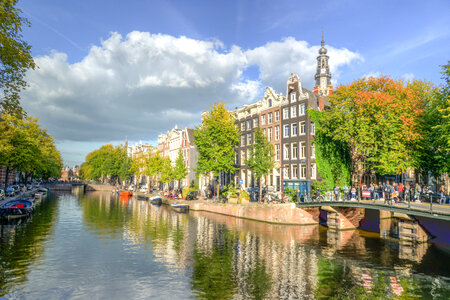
320;76;429;185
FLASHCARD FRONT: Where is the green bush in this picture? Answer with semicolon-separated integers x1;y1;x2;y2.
182;186;198;198
284;187;297;202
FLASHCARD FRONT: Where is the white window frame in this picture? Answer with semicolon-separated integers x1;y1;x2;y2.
247;120;252;130
311;122;315;135
291;106;297;117
253;118;258;128
241;151;245;165
300;164;307;179
283;108;289;119
247;133;252;145
291;93;296;102
299;103;306;116
284;166;289;179
291;123;297;136
268;127;273;141
300;142;306;159
275;111;280;122
311;143;315;158
311;163;316;179
261;115;266;126
268;113;273;124
241;122;245;131
292;165;298;179
292;143;298;159
275;126;280;141
283;143;289;160
299;121;306;135
283;124;289;138
275;144;280;161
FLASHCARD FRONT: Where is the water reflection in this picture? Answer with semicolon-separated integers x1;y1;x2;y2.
1;192;449;299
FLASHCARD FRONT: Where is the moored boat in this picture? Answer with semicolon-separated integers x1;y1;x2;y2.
150;196;162;205
0;199;34;219
120;190;133;197
171;203;189;213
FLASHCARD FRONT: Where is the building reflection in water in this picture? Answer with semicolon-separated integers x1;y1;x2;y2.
79;195;446;299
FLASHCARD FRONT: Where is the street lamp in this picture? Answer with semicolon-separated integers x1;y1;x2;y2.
280;164;287;196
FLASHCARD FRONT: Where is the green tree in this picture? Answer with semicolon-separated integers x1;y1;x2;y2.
309;109;351;191
319;76;428;186
160;156;174;190
173;148;188;189
194;102;239;194
146;151;164;190
0;0;36;116
246;128;274;202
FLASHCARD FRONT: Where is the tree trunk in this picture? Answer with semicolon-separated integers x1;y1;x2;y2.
4;167;9;187
259;176;262;203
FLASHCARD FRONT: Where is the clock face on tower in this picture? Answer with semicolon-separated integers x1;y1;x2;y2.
321;68;325;74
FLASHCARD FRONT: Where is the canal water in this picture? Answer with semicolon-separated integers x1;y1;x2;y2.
1;191;449;299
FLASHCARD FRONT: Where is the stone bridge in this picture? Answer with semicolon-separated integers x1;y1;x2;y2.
296;201;450;244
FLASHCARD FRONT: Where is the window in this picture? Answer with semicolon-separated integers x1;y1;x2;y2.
247;133;252;144
292;143;298;159
261;115;266;126
275;144;280;161
268;127;273;141
241;151;245;165
284;125;289;137
241;122;245;131
292;165;298;179
311;122;315;134
311;143;315;158
263;128;266;136
291;123;298;136
300;121;306;135
291;106;297;117
275;126;280;140
284;166;289;179
299;103;306;115
300;142;306;158
311;163;316;179
283;108;289;119
241;135;245;146
283;144;289;160
300;164;307;178
269;99;272;107
268;113;273;124
291;93;296;102
247;120;252;130
275;111;280;122
247;149;251;159
253;118;258;128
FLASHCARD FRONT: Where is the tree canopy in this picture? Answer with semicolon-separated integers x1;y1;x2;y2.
315;76;431;185
0;113;62;184
80;144;131;184
173;148;188;186
194;102;239;177
0;0;36;116
246;128;274;201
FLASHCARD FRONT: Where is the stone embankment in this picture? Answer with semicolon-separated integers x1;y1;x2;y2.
162;198;319;225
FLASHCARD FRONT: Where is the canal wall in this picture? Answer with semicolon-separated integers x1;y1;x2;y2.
187;202;320;225
85;184;115;191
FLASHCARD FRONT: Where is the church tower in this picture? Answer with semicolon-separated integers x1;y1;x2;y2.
313;34;333;96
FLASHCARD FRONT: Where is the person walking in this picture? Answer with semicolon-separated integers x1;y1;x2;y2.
343;185;349;201
334;186;340;201
414;183;422;203
350;186;357;201
369;183;375;200
376;182;383;200
384;180;393;205
398;183;404;202
439;185;447;205
404;182;411;203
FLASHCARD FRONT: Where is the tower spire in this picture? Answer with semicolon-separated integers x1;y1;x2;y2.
314;31;332;96
321;28;325;47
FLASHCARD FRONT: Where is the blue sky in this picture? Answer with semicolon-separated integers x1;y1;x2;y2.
16;0;450;165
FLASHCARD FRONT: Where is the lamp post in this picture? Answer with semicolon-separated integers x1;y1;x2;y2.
280;164;287;197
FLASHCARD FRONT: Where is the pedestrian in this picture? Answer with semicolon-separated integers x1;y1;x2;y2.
384;180;393;205
376;182;383;200
351;186;356;201
381;181;386;201
398;183;404;202
439;184;447;205
334;186;340;201
414;183;422;203
404;182;411;202
369;183;375;200
343;184;349;201
393;182;398;204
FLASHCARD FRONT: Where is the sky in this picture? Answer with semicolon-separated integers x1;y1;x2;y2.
16;0;450;166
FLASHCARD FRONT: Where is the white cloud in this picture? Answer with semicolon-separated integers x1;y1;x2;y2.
363;72;381;78
21;32;361;163
401;72;415;82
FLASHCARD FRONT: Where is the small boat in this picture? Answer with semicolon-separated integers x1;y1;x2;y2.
120;190;133;197
171;203;189;213
135;192;148;200
0;199;34;219
150;196;162;205
38;188;48;196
